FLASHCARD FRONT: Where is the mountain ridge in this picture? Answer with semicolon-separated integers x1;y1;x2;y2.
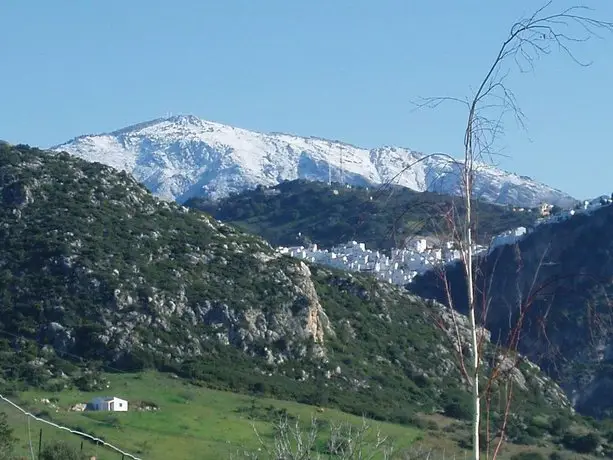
52;114;577;208
185;179;540;252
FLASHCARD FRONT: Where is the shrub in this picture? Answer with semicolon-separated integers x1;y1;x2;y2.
40;440;83;460
510;452;546;460
549;416;571;435
561;431;601;454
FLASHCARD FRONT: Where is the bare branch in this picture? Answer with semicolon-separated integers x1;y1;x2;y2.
408;3;613;460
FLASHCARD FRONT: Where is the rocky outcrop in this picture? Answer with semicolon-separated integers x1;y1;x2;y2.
287;262;334;343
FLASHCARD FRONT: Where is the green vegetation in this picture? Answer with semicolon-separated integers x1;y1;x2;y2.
40;441;83;460
0;143;610;458
409;200;613;419
185;179;539;251
5;372;422;459
0;412;16;458
2;372;606;460
0;143;563;429
510;453;546;460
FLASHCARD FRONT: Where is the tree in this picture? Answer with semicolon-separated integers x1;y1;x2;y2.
239;415;437;459
410;3;613;460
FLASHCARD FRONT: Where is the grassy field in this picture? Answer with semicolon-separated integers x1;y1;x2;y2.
1;371;595;460
4;371;426;459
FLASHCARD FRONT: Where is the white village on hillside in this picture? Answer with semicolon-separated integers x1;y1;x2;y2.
278;195;613;286
279;238;467;285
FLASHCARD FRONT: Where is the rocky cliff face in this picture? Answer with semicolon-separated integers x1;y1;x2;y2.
186;260;333;362
0;142;571;426
409;204;613;418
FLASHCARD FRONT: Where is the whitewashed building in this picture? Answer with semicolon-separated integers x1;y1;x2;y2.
276;195;613;287
90;396;128;412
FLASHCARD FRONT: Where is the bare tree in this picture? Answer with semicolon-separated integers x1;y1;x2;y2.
246;3;612;459
235;415;391;459
409;3;613;460
238;414;448;459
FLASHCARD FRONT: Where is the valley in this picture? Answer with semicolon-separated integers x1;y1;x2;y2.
188;179;612;286
0;141;611;459
3;1;613;458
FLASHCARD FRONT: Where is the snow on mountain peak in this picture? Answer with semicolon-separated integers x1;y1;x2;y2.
53;115;577;208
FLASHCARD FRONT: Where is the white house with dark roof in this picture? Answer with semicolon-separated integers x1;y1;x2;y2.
89;396;128;412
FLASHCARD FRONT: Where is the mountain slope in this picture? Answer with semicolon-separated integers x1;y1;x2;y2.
53;115;576;208
408;202;613;418
0;142;572;437
186;179;539;250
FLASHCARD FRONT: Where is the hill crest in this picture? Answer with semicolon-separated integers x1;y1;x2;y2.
52;115;576;207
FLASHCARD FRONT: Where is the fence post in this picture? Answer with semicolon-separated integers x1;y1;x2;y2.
38;428;42;458
81;440;84;451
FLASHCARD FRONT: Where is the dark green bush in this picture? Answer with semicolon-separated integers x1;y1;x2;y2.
510;452;546;460
561;431;601;454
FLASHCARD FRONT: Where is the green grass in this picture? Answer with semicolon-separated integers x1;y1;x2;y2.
3;371;603;460
6;371;424;459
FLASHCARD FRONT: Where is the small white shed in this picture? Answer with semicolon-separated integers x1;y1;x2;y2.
90;396;128;412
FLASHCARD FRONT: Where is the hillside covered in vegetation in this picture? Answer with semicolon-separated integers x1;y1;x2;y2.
1;143;611;457
409;202;613;421
185;180;539;251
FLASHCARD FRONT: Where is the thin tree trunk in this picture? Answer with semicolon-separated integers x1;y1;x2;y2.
413;6;612;459
464;161;480;460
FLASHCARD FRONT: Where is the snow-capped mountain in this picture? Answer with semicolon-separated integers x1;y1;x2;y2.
53;115;576;207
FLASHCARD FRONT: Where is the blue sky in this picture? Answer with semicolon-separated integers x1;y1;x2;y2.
1;0;612;199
